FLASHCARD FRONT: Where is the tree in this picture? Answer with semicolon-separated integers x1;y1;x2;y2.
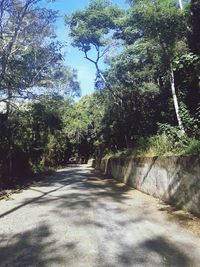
127;0;187;133
62;94;105;161
66;0;123;100
187;0;200;55
0;0;79;114
0;0;81;181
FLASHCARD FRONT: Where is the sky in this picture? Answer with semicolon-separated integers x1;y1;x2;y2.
40;0;129;96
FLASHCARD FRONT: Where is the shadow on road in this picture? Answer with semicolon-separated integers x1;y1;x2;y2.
0;166;197;266
0;224;77;267
0;166;132;218
116;236;191;267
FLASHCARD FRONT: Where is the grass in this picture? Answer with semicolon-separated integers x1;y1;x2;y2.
104;135;200;159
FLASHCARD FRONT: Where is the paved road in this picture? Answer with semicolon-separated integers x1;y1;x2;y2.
0;165;200;267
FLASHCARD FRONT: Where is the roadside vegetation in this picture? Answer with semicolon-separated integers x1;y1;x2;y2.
0;0;200;188
66;0;200;159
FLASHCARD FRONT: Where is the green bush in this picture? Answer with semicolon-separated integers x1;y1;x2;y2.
105;124;200;158
183;139;200;155
31;161;55;175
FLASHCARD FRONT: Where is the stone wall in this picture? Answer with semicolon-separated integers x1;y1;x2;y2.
97;156;200;216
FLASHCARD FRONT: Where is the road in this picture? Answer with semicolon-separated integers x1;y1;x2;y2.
0;165;200;267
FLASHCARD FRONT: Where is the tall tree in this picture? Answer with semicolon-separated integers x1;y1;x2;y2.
66;0;123;100
0;0;80;179
0;0;73;115
127;0;187;133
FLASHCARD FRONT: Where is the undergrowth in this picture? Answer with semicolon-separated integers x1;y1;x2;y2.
105;124;200;159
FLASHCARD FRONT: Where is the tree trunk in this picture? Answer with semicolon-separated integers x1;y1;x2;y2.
178;0;183;10
169;66;185;134
94;63;123;106
6;88;13;179
125;135;129;149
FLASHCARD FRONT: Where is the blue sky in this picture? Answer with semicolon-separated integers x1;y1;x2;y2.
40;0;128;96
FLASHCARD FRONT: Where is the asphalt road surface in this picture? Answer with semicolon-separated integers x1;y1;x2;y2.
0;165;200;267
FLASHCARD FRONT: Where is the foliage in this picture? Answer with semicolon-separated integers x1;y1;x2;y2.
187;0;200;54
105;133;200;159
0;0;80;108
1;0;200;188
66;0;200;159
66;0;122;52
0;0;80;187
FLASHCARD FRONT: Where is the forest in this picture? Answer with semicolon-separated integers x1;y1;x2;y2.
0;0;199;188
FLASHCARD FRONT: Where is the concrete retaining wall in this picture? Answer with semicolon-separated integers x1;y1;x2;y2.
97;156;200;216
